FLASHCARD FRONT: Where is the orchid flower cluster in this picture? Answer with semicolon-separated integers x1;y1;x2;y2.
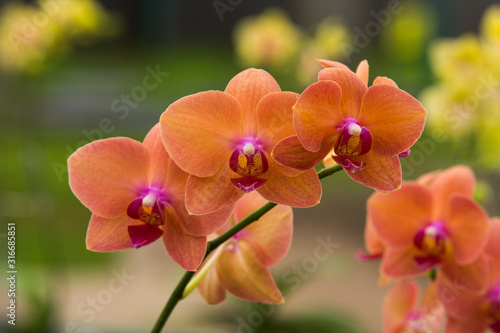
68;59;429;331
363;165;500;333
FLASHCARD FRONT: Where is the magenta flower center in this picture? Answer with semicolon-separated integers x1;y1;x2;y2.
332;118;373;173
229;138;269;193
126;188;167;248
413;222;449;270
127;190;166;226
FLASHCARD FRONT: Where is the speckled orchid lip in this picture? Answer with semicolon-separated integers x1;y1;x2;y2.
332;155;365;173
229;137;269;192
126;186;170;248
331;118;372;173
334;118;372;157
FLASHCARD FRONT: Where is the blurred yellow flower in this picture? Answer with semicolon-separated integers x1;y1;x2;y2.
47;0;121;40
380;2;436;63
233;8;302;69
312;17;350;60
422;3;500;170
481;4;500;44
0;0;121;74
429;34;488;82
0;2;60;73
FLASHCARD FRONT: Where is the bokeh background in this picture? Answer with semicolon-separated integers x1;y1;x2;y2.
1;0;500;332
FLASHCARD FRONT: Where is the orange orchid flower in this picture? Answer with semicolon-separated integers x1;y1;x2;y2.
436;218;500;333
196;191;293;304
68;124;233;271
272;59;426;191
160;68;321;215
368;166;490;290
383;280;444;333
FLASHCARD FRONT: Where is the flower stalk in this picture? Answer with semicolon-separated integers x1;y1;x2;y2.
150;164;343;333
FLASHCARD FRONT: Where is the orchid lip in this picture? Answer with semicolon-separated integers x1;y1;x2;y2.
230;176;267;193
229;137;269;192
127;187;167;226
334;118;373;158
332;155;365;173
413;222;448;270
125;187;169;248
128;224;163;249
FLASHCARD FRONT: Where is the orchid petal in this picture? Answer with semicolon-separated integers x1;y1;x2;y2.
235;192;293;267
364;217;385;255
258;158;321;208
316;59;350;70
185;166;244;215
216;239;284;304
416;169;442;187
292;80;343;152
86;214;139;252
68;137;150;218
256;91;298;151
272;135;335;170
143;123;188;192
373;76;398;87
197;264;226;304
440;255;489;292
225;68;281;135
382;280;418;333
486;218;500;280
437;272;487;319
430;165;476;218
445;195;490;265
445;317;489;333
355;60;369;86
347;151;402;192
382;247;424;278
233;190;269;221
161;206;207;271
369;182;433;248
160;91;242;177
318;68;367;119
177;199;234;237
357;84;427;157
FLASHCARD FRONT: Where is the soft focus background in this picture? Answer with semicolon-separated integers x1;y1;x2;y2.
1;0;500;332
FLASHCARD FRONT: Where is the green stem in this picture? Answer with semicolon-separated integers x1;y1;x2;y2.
150;270;195;333
182;244;226;299
150;164;343;333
